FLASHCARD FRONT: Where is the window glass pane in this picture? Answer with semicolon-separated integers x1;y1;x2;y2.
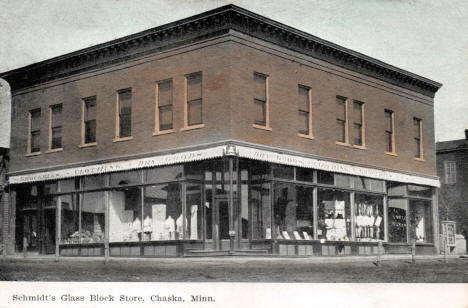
31;109;41;131
59;178;80;193
44;182;58;195
386;132;393;152
84;175;105;190
317;189;351;241
60;193;80;244
355;194;384;241
184;162;206;181
146;165;184;183
186;183;202;240
336;97;346;120
296;167;313;182
51;104;62;127
299;111;309;135
335;173;352;188
409;200;433;243
407;185;432;198
317;170;334;185
81;192;105;243
188;99;202;126
353;101;362;123
353;123;362;146
110;170;141;186
250;160;270;181
337;120;345;143
273;183;314;240
158;80;172;107
159;105;173;130
251;183;271;239
187;73;202;101
85;120;96;143
85;97;96;121
51;127;62;149
387;182;407;196
109;187;141;242
272;164;294;180
119;90;132;137
119;113;131;138
31;131;40;152
253;99;266;126
298;86;309;111
385;111;392;132
253;73;266;101
413;118;420;136
388;198;407;243
142;184;182;241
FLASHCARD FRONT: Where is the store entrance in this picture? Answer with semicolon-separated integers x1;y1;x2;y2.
22;210;39;252
214;198;230;250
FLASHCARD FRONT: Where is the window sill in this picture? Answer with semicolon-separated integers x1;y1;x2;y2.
414;157;425;162
113;136;134;143
385;151;398;157
180;124;205;132
252;124;272;131
153;129;175;136
26;152;41;157
79;142;97;148
298;133;314;140
335;141;351;147
352;145;367;150
46;148;63;153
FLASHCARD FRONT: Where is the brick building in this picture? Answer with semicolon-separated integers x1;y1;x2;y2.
0;5;441;257
436;130;468;240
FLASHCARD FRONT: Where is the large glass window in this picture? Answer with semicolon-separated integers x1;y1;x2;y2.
81;192;105;243
317;189;351;241
354;194;384;241
388;198;407;243
251;183;271;239
109;187;141;242
60;194;80;244
146;165;184;183
186;183;202;240
273;183;314;240
142;184;182;241
409;200;433;243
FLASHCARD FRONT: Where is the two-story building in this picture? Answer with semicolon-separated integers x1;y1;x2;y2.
0;5;441;257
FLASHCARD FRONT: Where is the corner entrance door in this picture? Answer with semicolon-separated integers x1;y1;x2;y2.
204;193;231;251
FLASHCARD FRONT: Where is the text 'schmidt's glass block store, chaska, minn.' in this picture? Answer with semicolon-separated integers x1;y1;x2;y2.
0;5;442;257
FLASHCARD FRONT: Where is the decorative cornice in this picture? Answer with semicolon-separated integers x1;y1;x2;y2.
0;4;442;97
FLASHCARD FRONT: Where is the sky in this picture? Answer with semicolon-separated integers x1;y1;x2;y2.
0;0;466;141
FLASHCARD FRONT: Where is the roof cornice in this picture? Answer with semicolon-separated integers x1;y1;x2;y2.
0;4;442;97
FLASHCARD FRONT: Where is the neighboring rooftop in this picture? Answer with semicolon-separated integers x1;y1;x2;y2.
0;4;442;97
436;129;468;153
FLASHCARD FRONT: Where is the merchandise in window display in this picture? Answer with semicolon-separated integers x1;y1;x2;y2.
164;216;176;240
152;204;166;240
355;201;383;241
321;200;349;241
190;205;198;240
176;214;187;239
143;216;152;241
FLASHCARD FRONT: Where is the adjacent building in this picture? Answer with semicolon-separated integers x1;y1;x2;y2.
436;130;468;248
0;78;11;255
0;5;442;257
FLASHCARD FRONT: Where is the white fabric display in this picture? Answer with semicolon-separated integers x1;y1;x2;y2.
152;204;166;240
190;205;198;240
374;216;382;227
176;214;187;238
143;216;152;233
132;217;142;233
265;228;271;239
282;231;291;240
293;231;302;240
325;219;334;229
302;232;311;240
164;216;175;240
93;215;102;233
335;201;345;217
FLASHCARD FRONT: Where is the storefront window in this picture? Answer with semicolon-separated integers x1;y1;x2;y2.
251;183;271;239
272;164;294;180
81;192;105;243
354;177;384;192
388;198;407;243
84;175;105;190
354;194;384;241
147;165;184;183
60;194;80;244
110;170;141;186
409;200;433;243
317;189;351;241
296;167;313;183
142;184;182;241
387;182;407;196
250;160;270;181
273;183;314;240
317;170;334;185
109;187;141;242
186;183;202;240
59;178;80;193
335;174;352;188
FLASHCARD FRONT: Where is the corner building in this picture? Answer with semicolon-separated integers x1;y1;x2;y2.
1;5;442;257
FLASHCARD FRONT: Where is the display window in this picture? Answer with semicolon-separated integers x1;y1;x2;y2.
185;183;202;240
147;165;184;183
141;184;182;241
354;194;384;241
317;189;351;241
250;183;271;239
273;183;314;240
81;192;105;243
388;198;407;243
109;187;141;242
110;170;141;186
84;175;105;190
60;194;80;244
409;200;433;243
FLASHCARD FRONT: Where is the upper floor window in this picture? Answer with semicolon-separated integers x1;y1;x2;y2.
155;79;173;133
298;85;313;139
253;72;271;130
116;88;132;139
82;96;97;145
28;108;41;154
336;96;349;145
352;100;365;147
444;161;456;184
49;104;63;150
413;117;423;160
384;109;396;154
184;72;203;129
